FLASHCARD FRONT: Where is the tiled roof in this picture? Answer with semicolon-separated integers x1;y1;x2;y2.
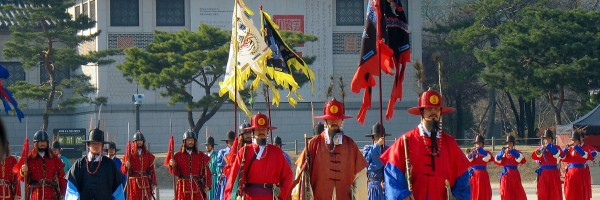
0;1;56;30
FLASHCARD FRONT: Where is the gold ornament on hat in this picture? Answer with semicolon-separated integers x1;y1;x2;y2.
429;95;440;105
329;105;339;114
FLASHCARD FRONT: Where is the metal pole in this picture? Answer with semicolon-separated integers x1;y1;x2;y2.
135;104;140;131
491;137;495;151
294;140;298;155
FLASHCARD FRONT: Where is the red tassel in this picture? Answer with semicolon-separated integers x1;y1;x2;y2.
13;138;28;176
223;137;240;177
163;136;174;167
357;87;373;125
386;50;410;120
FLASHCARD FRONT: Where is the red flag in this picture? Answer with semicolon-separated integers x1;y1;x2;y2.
223;137;240;176
352;0;411;124
352;0;394;124
13;138;29;175
163;135;174;167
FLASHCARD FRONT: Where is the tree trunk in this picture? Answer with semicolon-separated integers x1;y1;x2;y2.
187;110;195;130
192;98;227;134
547;85;565;125
42;39;55;132
524;99;536;144
506;92;521;136
485;89;497;138
455;95;464;140
518;96;526;138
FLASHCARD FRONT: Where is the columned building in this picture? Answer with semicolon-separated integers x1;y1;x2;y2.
1;0;422;153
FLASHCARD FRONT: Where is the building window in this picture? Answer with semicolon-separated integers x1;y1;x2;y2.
82;3;88;17
75;5;80;19
110;0;139;26
156;0;185;26
336;0;364;26
40;63;70;84
0;62;25;86
90;0;96;20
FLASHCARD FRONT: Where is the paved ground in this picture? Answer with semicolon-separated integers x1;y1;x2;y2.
155;182;600;200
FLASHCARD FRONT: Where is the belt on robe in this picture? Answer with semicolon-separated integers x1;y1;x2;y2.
29;179;57;187
129;171;151;177
469;165;487;176
535;165;558;176
568;163;585;169
500;165;518;176
245;183;275;188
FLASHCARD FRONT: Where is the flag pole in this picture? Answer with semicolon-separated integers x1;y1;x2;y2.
233;0;239;137
376;0;385;146
259;5;274;144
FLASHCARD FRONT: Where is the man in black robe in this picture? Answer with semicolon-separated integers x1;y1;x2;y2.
64;128;125;200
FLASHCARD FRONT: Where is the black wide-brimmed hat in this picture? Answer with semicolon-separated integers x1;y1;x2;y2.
205;136;218;146
221;130;236;141
51;141;61;150
104;142;120;152
274;136;285;146
82;129;108;144
365;122;391;137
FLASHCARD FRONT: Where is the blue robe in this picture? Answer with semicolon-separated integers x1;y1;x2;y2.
363;144;387;200
60;154;72;174
214;147;231;200
207;150;219;200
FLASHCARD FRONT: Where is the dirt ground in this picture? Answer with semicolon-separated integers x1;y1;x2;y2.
149;149;541;189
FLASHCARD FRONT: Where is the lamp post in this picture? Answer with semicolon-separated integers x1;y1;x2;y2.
132;94;145;131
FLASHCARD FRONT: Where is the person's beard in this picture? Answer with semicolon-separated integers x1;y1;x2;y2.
256;138;267;146
37;147;50;156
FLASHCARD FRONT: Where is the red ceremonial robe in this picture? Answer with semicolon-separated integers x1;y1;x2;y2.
531;144;562;200
19;151;66;200
170;150;212;200
0;156;20;200
122;149;157;200
494;148;527;200
380;127;470;200
562;145;596;200
225;144;293;200
466;149;493;200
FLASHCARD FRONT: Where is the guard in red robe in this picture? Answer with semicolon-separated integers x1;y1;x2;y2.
494;135;527;200
292;98;368;199
582;136;598;199
122;131;157;200
224;113;293;200
19;130;66;200
561;131;597;200
466;134;492;200
0;151;20;200
169;130;212;200
380;89;470;200
531;129;562;200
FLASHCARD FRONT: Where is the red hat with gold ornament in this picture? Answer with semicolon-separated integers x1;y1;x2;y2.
315;98;353;120
244;112;278;130
407;88;455;115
